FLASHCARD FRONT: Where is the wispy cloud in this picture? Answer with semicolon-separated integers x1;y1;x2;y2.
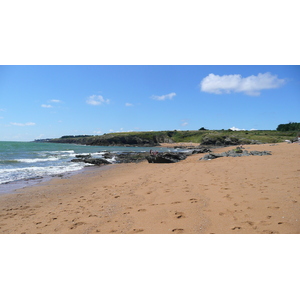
181;122;188;127
200;72;286;96
86;95;110;106
41;104;53;108
10;122;36;126
125;103;133;107
151;92;176;101
50;99;61;103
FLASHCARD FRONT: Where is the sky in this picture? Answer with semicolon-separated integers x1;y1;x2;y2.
0;65;299;141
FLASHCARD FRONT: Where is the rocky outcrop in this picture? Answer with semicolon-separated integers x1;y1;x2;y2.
200;149;272;160
71;157;112;165
191;147;211;154
146;152;187;163
201;134;261;146
114;152;150;163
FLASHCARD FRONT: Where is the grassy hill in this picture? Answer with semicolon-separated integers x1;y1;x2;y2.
43;129;299;147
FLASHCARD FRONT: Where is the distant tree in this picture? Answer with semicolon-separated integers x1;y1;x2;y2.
199;127;208;130
276;122;300;131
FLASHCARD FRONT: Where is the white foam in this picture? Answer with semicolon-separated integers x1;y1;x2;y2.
17;157;60;163
0;163;85;184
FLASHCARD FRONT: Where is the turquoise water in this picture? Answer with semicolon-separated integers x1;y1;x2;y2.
0;141;174;186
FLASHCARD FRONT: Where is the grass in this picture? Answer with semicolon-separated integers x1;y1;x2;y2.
51;130;299;145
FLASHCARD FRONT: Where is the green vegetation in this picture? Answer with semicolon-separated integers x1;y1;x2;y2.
276;122;300;132
47;128;299;146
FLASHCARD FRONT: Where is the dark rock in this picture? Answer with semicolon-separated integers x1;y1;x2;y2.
114;152;149;163
200;149;272;160
249;150;272;156
192;147;211;154
75;154;92;159
146;152;187;163
102;152;114;159
84;158;112;165
71;157;111;165
200;153;224;160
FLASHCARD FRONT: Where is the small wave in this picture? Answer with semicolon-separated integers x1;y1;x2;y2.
17;157;60;163
0;163;85;185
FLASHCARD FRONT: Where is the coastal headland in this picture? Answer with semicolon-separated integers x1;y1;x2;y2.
0;142;299;234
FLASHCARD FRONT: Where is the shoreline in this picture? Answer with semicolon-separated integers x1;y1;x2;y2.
0;142;299;234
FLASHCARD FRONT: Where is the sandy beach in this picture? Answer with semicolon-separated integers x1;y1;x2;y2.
0;142;299;234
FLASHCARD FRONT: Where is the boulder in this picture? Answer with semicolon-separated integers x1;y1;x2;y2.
192;147;211;154
146;152;187;163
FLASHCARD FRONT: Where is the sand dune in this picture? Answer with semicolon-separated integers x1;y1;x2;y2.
0;143;299;234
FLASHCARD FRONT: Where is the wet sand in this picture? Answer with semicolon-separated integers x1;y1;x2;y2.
0;143;299;234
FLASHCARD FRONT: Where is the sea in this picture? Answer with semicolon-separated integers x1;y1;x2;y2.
0;141;177;194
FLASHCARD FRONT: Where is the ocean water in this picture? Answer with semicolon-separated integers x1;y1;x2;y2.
0;141;175;188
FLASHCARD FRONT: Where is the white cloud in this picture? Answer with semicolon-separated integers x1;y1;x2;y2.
151;92;176;101
230;127;246;131
200;72;286;96
181;122;188;127
86;95;110;106
11;122;36;126
50;99;61;103
125;103;133;106
41;104;53;108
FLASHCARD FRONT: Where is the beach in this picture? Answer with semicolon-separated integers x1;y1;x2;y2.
0;142;299;234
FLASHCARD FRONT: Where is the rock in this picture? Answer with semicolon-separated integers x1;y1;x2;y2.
200;153;224;160
71;157;111;165
75;154;92;159
114;152;149;163
84;158;112;165
146;152;187;163
249;150;272;156
192;147;211;154
200;149;272;160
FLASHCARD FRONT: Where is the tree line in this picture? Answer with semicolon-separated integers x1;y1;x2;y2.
276;122;300;131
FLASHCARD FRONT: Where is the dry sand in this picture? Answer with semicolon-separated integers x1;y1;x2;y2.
0;142;299;234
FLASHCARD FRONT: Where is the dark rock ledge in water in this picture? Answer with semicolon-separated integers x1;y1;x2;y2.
70;147;213;166
200;149;272;160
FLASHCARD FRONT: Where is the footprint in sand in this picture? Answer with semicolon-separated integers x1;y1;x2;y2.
171;201;181;204
231;226;241;230
189;198;198;203
172;228;184;233
138;209;146;212
175;212;185;219
246;221;255;226
262;230;279;234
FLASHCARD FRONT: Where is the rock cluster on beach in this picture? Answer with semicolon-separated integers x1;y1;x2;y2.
146;152;188;163
200;149;272;160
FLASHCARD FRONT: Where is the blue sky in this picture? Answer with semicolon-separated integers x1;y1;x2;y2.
0;65;299;141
